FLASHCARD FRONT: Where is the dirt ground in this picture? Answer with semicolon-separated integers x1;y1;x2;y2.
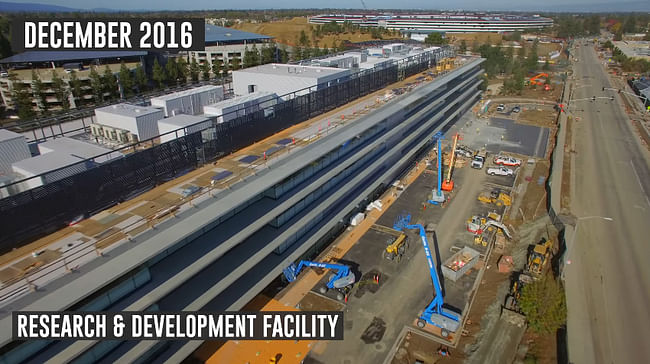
232;17;399;46
517;109;558;128
520;330;559;364
447;33;503;46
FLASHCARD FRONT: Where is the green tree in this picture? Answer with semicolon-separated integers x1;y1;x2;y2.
176;57;188;84
292;46;303;61
298;30;310;47
152;58;167;89
212;59;223;79
243;46;256;68
527;40;539;71
89;66;103;103
102;65;119;100
69;70;82;106
11;79;36;120
134;65;148;93
118;62;134;97
622;15;636;33
166;58;179;85
230;54;241;71
51;70;70;110
459;40;467;53
424;32;448;45
614;31;623;41
519;275;567;334
279;44;289;63
337;40;346;52
543;60;550;71
261;44;276;64
200;62;211;81
31;70;48;113
189;57;200;82
0;33;12;60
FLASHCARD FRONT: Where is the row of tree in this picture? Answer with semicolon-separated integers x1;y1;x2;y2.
603;40;650;74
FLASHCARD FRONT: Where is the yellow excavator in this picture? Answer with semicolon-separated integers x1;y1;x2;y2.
526;239;553;275
477;189;512;207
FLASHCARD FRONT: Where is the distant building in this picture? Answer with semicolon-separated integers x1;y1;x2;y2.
232;63;350;98
188;24;273;77
0;51;148;111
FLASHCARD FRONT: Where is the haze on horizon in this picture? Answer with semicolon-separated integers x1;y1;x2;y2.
12;0;636;12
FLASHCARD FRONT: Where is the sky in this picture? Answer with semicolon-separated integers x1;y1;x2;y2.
23;0;628;12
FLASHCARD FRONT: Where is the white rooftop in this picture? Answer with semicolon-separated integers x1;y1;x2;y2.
12;151;85;175
95;103;162;118
235;63;349;78
151;85;222;101
0;129;24;142
206;92;277;109
38;137;118;161
159;114;210;127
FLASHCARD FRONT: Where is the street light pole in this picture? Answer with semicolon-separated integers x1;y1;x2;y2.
561;215;613;280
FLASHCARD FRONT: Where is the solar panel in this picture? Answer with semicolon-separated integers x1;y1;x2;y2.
211;170;233;181
275;138;292;146
239;155;259;164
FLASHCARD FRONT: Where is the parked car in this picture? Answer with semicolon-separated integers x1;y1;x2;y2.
511;105;521;113
496;104;506;112
487;167;514;176
471;150;488;169
494;155;522;167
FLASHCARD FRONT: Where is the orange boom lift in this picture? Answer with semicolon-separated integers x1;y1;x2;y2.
441;133;459;191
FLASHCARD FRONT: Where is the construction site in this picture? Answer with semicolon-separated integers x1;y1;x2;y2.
0;41;565;363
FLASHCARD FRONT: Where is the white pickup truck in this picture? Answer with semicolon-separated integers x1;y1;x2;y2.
486;167;514;176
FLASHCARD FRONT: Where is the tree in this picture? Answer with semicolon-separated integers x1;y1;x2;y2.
543;60;550;71
200;62;211;81
31;70;48;113
527;40;539;71
298;30;310;47
644;32;650;41
189;57;200;82
622;15;636;33
424;32;448;45
261;44;276;64
459;40;467;53
11;79;36;120
212;58;223;79
134;65;148;93
176;57;188;84
152;58;167;89
166;57;179;85
69;71;82;106
229;54;241;71
102;65;119;100
250;44;260;65
243;46;257;68
279;44;289;63
519;275;566;334
50;70;70;110
614;31;623;41
119;62;134;97
89;66;103;103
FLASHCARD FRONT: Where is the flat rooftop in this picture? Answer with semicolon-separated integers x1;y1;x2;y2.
151;85;222;101
12;151;84;175
613;41;650;61
0;51;146;64
159;114;210;127
205;92;277;109
0;128;24;142
235;63;350;78
38;137;120;162
95;103;162;118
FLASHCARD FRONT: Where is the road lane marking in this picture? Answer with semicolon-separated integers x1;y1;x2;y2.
629;160;650;207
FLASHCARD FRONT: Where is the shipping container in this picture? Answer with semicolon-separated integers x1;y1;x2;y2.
0;129;31;175
95;103;164;141
158;115;211;143
151;85;224;117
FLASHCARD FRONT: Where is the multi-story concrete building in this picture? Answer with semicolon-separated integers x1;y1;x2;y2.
0;57;484;363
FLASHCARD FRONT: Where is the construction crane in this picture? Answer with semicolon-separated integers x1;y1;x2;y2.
529;72;549;86
360;0;368;10
441;133;459;191
283;260;356;301
393;214;460;337
428;132;446;204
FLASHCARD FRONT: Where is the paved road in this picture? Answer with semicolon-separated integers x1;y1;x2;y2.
565;41;650;364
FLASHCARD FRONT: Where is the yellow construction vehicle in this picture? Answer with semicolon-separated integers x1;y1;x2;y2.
384;233;409;261
477;189;511;207
526;239;553;275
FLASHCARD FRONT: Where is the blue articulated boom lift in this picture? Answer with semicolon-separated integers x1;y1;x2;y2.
393;214;461;337
429;132;446;205
283;260;356;301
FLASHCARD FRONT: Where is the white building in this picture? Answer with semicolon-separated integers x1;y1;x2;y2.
158;115;211;143
311;55;358;69
12;151;90;190
37;137;122;164
150;85;224;117
0;129;31;175
232;63;350;98
94;103;164;142
204;92;277;123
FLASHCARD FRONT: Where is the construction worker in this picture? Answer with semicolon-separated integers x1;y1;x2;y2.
437;345;451;357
